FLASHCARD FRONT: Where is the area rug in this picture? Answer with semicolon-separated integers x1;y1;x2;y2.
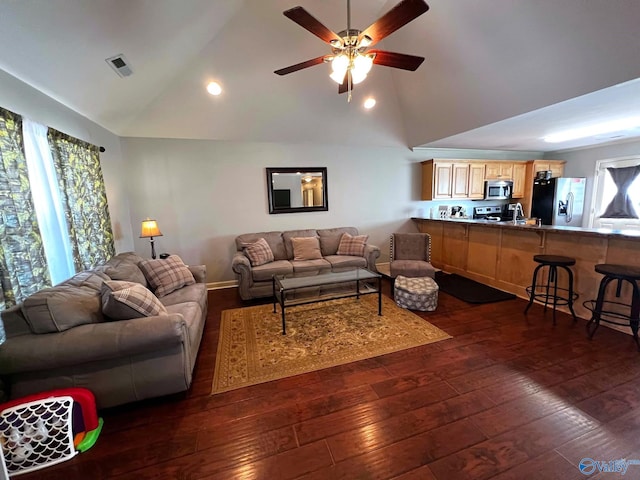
211;295;451;394
435;271;516;304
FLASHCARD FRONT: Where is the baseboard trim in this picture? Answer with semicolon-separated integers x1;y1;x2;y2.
207;280;238;290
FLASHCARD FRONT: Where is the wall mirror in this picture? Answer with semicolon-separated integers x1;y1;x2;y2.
266;167;328;214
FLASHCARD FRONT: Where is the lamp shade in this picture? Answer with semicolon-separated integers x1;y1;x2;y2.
140;219;162;238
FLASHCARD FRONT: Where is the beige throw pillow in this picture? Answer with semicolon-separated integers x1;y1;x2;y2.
138;255;196;297
242;238;275;266
101;280;167;319
291;236;322;261
336;233;369;257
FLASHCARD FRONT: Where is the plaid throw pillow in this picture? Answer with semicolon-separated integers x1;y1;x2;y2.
138;255;196;297
242;238;274;266
336;233;369;257
101;280;167;319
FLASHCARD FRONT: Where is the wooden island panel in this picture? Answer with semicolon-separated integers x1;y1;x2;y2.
543;232;608;319
441;223;469;273
414;218;640;323
418;221;444;269
466;226;500;281
495;228;542;297
602;237;640;317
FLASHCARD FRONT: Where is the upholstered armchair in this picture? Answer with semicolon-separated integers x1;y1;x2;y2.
389;233;436;279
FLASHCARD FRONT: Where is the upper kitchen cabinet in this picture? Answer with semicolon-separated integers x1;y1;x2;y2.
528;160;565;179
511;163;527;199
421;159;533;201
421;159;482;200
468;163;486;199
484;162;514;180
422;160;453;199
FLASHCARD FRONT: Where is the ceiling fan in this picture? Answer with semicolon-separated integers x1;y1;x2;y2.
274;0;429;100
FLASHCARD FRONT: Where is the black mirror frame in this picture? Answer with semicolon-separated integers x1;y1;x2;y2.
266;167;328;214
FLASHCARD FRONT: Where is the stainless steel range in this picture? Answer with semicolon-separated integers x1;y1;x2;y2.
473;206;502;221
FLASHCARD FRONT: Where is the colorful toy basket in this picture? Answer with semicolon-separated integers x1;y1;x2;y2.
0;388;102;477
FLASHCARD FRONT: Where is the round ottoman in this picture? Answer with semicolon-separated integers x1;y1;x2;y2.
394;275;439;311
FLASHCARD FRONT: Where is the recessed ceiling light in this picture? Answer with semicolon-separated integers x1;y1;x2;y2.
206;81;222;96
543;117;640;143
364;97;376;109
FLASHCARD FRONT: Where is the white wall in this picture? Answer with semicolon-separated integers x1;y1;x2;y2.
122;140;552;283
121;138;433;282
0;69;134;253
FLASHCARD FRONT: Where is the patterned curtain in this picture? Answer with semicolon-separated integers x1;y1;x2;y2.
0;107;50;310
47;129;115;271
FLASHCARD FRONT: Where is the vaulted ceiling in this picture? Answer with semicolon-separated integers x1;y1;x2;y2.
1;0;639;152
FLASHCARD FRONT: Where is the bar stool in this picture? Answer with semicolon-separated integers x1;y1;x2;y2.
524;254;578;324
584;264;640;351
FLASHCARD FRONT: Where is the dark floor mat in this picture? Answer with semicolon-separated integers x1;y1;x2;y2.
435;272;516;304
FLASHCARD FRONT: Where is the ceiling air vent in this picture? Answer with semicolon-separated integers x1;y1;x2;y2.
105;54;133;78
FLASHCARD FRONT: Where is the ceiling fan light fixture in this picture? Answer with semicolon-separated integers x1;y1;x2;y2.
350;53;373;84
330;70;347;84
354;54;374;75
330;54;349;83
350;68;367;84
359;35;373;48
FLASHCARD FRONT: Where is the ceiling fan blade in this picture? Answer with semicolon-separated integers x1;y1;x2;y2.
274;56;328;76
283;6;342;44
370;50;425;71
338;76;352;94
360;0;429;47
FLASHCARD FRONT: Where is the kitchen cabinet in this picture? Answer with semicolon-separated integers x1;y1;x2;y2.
414;217;640;324
422;160;487;200
529;160;565;179
452;163;470;197
434;164;453;197
484;162;513;180
511;163;526;199
422;159;530;200
468;163;486;199
422;160;452;199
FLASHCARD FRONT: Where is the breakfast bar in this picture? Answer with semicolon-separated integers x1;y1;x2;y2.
412;217;640;324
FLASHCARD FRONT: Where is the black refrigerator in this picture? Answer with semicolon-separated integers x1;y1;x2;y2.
531;177;586;226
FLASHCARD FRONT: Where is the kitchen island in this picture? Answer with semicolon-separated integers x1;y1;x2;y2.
413;217;640;324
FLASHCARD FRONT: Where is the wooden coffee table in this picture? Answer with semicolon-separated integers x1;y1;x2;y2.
272;268;382;334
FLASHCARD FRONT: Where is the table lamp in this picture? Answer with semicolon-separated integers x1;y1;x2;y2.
140;219;163;259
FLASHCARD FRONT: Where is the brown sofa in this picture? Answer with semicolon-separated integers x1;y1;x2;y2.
231;227;380;300
0;252;207;409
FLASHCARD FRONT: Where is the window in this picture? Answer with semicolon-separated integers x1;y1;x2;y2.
0;107;114;313
589;155;640;230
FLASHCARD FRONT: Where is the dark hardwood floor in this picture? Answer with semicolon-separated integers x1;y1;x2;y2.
20;280;640;480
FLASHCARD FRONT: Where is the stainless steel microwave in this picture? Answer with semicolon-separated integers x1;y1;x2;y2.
484;180;513;200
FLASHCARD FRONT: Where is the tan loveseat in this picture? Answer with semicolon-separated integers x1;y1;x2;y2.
0;252;207;409
231;227;380;301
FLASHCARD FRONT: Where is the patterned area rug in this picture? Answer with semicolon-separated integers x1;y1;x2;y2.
211;295;451;394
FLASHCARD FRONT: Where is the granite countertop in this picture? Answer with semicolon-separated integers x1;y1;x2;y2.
411;217;640;240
